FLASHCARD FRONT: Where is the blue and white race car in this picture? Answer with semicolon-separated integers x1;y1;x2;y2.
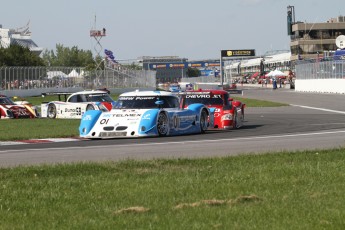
79;90;214;139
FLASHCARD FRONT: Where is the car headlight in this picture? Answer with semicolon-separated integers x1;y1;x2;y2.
221;113;232;121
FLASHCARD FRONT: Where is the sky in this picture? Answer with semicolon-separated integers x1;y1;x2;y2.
1;0;345;62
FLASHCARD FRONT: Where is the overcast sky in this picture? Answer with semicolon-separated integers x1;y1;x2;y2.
1;0;344;61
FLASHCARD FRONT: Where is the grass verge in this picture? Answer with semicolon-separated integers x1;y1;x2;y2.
0;119;80;141
1;96;287;141
1;149;345;229
232;96;288;107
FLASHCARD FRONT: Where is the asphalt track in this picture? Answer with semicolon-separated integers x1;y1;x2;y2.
1;87;345;167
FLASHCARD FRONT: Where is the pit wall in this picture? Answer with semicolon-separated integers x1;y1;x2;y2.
295;79;345;94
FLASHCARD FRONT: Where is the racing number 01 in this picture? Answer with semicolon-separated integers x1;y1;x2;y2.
100;119;109;125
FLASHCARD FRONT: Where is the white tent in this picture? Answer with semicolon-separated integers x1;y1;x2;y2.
46;71;68;79
266;69;287;77
68;69;81;78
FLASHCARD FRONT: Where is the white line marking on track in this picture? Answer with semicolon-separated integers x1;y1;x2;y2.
1;129;345;153
0;138;83;146
290;104;345;114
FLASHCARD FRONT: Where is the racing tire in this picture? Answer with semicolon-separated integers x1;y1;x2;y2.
86;104;95;111
157;112;169;136
233;110;242;129
47;104;57;119
199;109;208;133
232;110;238;129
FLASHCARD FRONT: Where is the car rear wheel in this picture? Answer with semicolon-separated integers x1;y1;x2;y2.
157;112;169;136
47;104;57;119
200;109;208;133
233;109;243;129
86;104;95;111
232;110;238;129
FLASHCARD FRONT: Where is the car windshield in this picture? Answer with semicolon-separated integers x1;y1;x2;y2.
184;94;224;106
0;97;15;105
86;94;113;102
114;96;179;109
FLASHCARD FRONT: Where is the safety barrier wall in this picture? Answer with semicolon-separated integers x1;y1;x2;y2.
295;79;345;94
295;60;345;94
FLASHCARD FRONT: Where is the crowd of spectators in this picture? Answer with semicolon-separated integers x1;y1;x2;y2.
1;78;80;90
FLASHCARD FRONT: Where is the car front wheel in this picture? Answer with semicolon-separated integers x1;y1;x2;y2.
47;104;57;119
86;104;95;111
157;112;169;136
200;109;208;133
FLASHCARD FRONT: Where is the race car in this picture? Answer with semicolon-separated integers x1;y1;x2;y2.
179;89;245;129
0;95;37;119
12;96;40;117
168;84;182;93
79;90;214;139
41;90;115;119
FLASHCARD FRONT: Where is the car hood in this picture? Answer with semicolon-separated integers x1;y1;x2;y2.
99;109;154;123
1;104;33;118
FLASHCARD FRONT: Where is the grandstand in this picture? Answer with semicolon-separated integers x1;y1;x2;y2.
0;21;43;55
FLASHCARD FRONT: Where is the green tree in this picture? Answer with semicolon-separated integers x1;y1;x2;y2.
41;44;94;67
0;45;44;66
186;67;200;77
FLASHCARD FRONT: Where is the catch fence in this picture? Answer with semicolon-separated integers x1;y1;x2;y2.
295;59;345;80
0;66;156;91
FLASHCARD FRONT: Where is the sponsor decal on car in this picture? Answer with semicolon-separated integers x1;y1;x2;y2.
142;114;151;120
65;107;82;115
179;115;197;122
113;113;141;117
172;115;180;129
83;115;92;121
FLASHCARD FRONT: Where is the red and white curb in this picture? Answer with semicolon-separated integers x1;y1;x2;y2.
0;138;84;146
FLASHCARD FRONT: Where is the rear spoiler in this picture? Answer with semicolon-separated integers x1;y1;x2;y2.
41;92;71;102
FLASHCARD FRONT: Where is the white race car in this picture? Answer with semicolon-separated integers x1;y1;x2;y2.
41;90;115;119
79;90;214;139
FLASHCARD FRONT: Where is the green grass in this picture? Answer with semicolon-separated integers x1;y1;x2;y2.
1;149;345;229
232;96;288;107
0;95;287;141
0;119;80;141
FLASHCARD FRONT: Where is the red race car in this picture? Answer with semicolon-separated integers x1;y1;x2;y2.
180;89;245;129
0;95;37;119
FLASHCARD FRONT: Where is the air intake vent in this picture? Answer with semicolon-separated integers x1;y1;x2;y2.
116;126;128;131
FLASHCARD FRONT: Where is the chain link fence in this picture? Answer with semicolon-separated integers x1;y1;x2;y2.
0;66;156;91
295;59;345;80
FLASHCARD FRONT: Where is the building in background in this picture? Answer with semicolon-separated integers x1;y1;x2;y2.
224;50;291;80
288;6;345;61
140;56;221;83
0;21;43;55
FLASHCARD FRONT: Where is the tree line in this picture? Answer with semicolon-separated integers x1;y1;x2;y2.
0;44;201;77
0;44;96;70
